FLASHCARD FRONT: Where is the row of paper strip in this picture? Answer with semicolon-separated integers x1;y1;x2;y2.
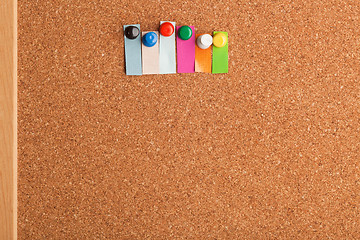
123;22;228;75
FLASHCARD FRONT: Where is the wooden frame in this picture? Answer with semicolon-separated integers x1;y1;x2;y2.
0;0;17;239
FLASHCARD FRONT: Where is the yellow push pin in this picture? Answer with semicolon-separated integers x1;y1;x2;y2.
213;32;227;48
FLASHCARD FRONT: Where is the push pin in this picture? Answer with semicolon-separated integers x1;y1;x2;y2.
125;26;140;39
178;25;193;40
160;22;174;37
196;34;213;49
213;32;227;48
142;32;158;47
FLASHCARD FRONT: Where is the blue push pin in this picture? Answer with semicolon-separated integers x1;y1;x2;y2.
142;32;158;47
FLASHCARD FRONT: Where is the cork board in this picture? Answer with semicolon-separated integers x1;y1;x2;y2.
18;0;360;239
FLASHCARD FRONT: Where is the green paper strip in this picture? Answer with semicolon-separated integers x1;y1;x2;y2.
212;31;228;74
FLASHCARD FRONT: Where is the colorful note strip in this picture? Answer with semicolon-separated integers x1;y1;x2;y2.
123;24;142;75
176;26;195;73
159;21;176;74
195;34;212;73
141;31;160;74
212;31;228;74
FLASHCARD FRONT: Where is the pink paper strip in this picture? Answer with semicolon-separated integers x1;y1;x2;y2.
176;26;195;73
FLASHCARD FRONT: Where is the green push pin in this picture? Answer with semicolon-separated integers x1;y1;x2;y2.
178;26;192;40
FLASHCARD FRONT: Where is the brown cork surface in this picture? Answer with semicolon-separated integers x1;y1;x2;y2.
18;0;360;239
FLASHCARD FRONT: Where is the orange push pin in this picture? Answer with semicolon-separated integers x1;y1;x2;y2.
213;32;227;48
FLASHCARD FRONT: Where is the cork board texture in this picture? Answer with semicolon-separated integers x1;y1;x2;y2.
18;0;360;239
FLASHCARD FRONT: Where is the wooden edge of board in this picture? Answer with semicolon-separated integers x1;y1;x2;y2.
0;0;17;239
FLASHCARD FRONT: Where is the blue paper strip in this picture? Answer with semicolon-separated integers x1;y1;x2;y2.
123;24;142;75
159;21;176;74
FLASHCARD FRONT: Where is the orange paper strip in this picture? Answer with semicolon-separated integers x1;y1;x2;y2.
195;34;212;73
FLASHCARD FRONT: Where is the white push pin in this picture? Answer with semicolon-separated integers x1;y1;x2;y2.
196;34;213;49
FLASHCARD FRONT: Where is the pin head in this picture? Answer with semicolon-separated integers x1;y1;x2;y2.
142;32;158;47
160;22;174;37
213;32;227;48
178;26;192;40
125;26;140;39
197;34;213;49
